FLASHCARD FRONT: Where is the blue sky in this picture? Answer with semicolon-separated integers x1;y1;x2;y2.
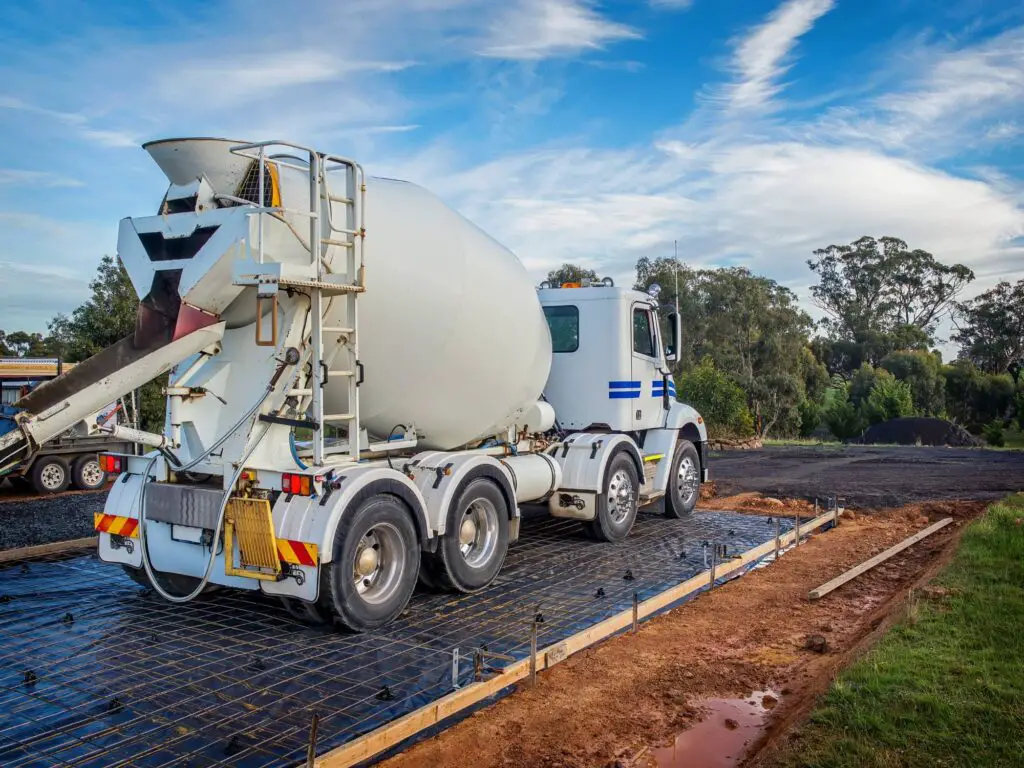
1;0;1022;344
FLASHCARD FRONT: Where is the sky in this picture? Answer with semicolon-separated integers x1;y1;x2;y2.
1;0;1022;349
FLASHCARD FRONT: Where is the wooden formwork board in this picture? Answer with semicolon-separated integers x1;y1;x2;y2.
0;537;97;564
316;509;840;768
808;517;953;600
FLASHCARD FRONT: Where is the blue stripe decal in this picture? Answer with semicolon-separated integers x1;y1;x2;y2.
609;381;641;389
609;391;641;399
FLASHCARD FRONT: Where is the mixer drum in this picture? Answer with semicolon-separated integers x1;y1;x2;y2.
322;177;553;450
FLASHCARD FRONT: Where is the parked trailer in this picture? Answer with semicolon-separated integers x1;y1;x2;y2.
0;137;708;631
0;358;133;493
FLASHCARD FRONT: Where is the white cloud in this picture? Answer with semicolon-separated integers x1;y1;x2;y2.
812;26;1024;156
480;0;641;60
720;0;835;111
649;0;694;9
0;170;84;187
156;50;416;110
0;212;72;235
986;121;1022;141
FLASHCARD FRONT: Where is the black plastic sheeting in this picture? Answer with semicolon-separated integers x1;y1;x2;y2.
0;510;795;767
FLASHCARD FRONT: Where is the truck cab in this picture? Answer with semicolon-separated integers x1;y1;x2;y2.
537;283;681;433
537;279;708;520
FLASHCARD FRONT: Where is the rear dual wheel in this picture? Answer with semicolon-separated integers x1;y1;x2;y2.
319;493;421;632
430;478;510;593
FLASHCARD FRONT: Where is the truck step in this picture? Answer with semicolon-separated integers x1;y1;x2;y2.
322;237;354;248
323;413;355;422
322;326;354;334
271;277;363;294
323;193;353;205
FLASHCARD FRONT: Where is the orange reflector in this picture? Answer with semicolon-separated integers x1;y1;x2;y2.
276;539;319;566
94;513;138;537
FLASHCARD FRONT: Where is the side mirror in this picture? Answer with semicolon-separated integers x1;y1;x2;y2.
666;310;682;365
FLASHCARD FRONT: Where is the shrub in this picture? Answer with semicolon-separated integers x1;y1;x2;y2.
982;420;1005;447
798;398;822;437
880;349;945;416
823;396;865;440
864;372;916;424
676;358;754;437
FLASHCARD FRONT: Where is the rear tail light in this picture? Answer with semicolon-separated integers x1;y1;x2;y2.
99;454;123;474
282;473;312;496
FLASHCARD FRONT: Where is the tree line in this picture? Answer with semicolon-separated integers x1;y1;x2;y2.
2;240;1022;443
0;255;164;430
548;236;1024;444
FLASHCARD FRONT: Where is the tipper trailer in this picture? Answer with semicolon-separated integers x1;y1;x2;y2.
0;138;707;631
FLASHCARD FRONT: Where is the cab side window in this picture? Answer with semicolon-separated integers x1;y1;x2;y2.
544;305;580;353
633;307;656;357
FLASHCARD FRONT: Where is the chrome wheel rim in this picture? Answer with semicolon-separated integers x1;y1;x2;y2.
81;460;104;488
458;498;499;569
677;456;699;504
40;463;66;491
352;523;404;604
607;469;636;525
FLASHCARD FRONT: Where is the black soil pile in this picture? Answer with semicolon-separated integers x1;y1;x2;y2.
857;417;982;447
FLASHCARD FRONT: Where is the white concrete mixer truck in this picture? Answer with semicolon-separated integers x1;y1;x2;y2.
0;138;708;631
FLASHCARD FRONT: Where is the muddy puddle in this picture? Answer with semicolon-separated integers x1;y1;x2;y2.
649;690;778;768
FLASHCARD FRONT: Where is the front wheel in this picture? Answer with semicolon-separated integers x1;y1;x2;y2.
664;440;701;519
321;494;420;632
434;478;510;593
584;451;639;542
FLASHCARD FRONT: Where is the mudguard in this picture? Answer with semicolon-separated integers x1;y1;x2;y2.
546;432;643;520
404;451;517;536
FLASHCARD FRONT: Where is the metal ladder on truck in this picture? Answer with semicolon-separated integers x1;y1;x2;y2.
230;140;366;467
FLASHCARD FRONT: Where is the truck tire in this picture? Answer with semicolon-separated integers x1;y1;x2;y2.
664;440;700;519
584;450;639;542
121;564;210;596
30;456;70;494
434;478;510;593
71;455;107;491
320;493;420;632
279;597;330;625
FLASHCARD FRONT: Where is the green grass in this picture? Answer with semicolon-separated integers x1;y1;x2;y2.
773;494;1024;768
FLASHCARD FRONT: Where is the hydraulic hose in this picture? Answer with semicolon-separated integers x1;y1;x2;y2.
134;385;274;604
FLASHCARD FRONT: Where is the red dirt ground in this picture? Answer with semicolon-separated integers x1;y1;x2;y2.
380;493;983;768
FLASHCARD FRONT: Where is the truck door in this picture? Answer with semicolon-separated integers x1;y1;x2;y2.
630;303;663;431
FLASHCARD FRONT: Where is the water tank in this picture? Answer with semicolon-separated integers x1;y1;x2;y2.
324;177;553;449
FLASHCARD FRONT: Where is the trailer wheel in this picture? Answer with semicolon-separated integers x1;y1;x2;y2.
435;478;510;593
30;456;70;494
71;455;107;491
321;493;420;632
664;440;700;519
584;451;639;542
